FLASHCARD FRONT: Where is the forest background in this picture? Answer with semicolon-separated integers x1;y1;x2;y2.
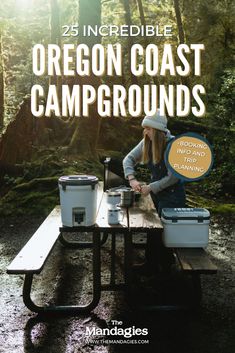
0;0;234;216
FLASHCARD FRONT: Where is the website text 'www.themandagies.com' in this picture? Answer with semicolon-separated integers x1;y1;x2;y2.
84;338;149;345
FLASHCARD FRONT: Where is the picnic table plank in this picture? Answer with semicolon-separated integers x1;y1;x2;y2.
7;206;61;274
175;248;217;274
128;207;162;229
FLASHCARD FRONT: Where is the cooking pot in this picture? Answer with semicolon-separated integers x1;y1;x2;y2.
119;188;135;207
117;187;135;207
106;186;140;207
106;190;121;206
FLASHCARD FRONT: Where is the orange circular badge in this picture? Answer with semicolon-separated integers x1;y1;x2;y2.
165;133;213;181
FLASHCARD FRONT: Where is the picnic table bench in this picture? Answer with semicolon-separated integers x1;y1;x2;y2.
7;183;217;314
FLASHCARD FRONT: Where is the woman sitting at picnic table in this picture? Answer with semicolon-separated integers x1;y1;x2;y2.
123;109;186;274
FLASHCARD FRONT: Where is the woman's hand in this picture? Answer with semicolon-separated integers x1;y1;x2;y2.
141;184;151;196
129;179;142;192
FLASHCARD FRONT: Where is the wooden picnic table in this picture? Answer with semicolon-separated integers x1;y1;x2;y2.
7;182;217;314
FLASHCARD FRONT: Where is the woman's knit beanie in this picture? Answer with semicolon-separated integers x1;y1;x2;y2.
141;109;168;132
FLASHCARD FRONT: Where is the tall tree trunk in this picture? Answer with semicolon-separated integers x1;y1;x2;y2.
0;98;34;165
137;0;146;28
173;0;185;44
136;0;159;86
68;0;102;157
50;0;62;90
50;0;61;45
122;0;138;85
79;0;101;47
173;0;189;87
0;32;4;130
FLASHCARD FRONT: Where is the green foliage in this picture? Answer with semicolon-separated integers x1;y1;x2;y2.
0;148;104;216
0;188;59;217
204;69;235;196
0;0;50;124
3;174;15;186
182;0;235;89
212;203;235;214
212;69;235;128
186;189;235;214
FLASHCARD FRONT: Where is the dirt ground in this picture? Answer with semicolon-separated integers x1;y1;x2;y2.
0;213;235;353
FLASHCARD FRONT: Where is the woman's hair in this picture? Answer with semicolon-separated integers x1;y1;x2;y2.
142;128;167;164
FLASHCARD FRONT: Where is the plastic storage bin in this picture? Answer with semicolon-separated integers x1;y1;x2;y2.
58;175;98;227
161;208;210;248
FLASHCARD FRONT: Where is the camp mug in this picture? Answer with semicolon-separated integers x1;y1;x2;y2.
107;206;124;225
